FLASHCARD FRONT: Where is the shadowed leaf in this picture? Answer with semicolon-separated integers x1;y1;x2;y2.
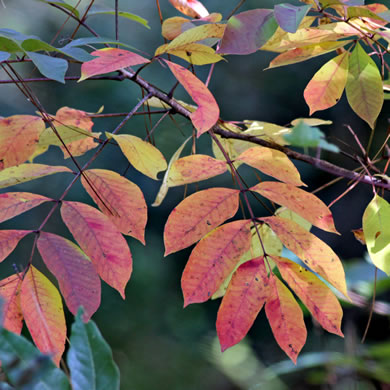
0;230;31;263
0;274;23;334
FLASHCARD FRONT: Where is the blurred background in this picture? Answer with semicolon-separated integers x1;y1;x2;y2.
1;0;390;389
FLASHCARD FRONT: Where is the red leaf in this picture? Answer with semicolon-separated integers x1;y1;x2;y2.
79;48;150;81
0;192;51;224
0;230;31;263
164;187;240;255
0;274;23;334
61;201;132;298
165;60;220;136
216;257;269;351
21;266;66;366
37;232;101;321
265;275;307;363
168;0;209;18
182;220;252;306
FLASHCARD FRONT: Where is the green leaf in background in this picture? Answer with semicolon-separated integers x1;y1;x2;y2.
363;194;390;276
345;42;383;129
0;51;10;62
88;10;150;29
67;309;120;390
0;327;70;390
26;51;68;83
283;120;339;152
274;3;312;33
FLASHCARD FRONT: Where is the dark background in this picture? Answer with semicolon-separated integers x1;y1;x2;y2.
1;1;390;389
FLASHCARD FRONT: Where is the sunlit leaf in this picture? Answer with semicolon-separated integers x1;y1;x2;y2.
265;275;307;363
81;169;147;244
236;146;305;186
274;3;312;33
0;164;72;189
61;201;132;299
21;266;66;366
182;220;251;306
362;194;390;275
0;192;51;223
0;230;31;263
273;256;343;336
162;16;191;40
0;274;23;334
37;232;101;321
261;216;348;297
165;60;220;136
345;42;383;129
251;182;338;233
168;0;209;18
110;134;167;180
164;187;240;255
217;257;269;351
275;207;312;231
0;115;45;170
79;48;150;82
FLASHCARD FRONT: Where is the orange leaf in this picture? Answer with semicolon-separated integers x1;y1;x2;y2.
21;266;66;366
216;257;269;351
182;220;251;306
165;60;220;136
0;115;45;170
167;155;227;186
236;146;305;186
162;16;190;40
0;230;31;262
265;275;307;364
61;201;132;298
37;232;101;321
0;274;23;334
164;187;240;255
261;216;348;298
79;48;150;81
272;255;343;336
81;169;147;244
251;182;338;233
168;0;209;18
0;192;51;224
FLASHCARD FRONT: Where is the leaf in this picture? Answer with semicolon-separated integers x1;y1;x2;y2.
290;118;332;126
251;182;339;233
181;220;251;306
67;309;120;390
218;9;278;55
88;10;150;29
304;52;349;114
362;194;390;275
345;42;383;129
0;275;23;334
236;146;305;186
0;164;72;189
110;134;167;180
265;275;307;363
26;51;68;83
272;256;343;336
274;3;312;33
61;201;132;298
0;51;11;62
81;169;147;244
347;6;389;23
167;154;227;186
37;232;101;321
79;48;150;82
152;136;191;207
275;207;312;231
0;115;45;170
261;216;348;297
168;0;209;18
164;187;240;255
216;257;269;351
0;230;31;263
162;16;191;40
0;192;51;223
21;266;66;366
165;60;220;136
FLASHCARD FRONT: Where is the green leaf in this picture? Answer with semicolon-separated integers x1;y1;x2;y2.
88;10;150;29
347;6;389;23
0;51;10;62
0;327;70;389
283;121;339;152
26;52;68;83
274;3;312;33
67;309;120;390
363;194;390;276
345;42;383;129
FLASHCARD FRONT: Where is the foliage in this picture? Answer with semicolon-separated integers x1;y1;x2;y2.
0;0;390;386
